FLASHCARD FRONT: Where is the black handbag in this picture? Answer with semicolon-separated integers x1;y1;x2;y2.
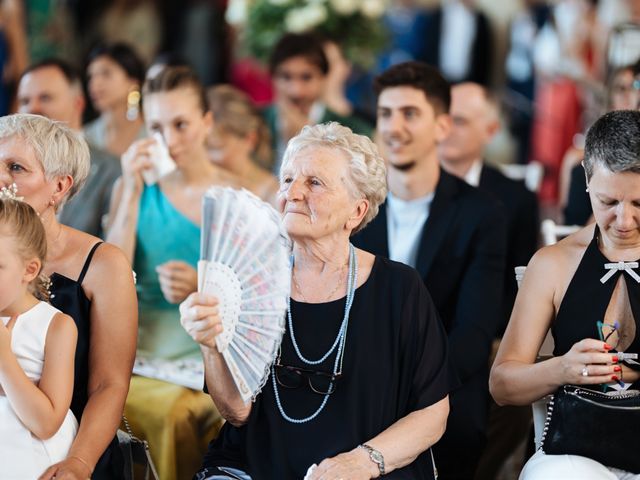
540;385;640;473
117;416;160;480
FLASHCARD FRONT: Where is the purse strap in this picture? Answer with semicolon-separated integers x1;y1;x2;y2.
121;415;160;480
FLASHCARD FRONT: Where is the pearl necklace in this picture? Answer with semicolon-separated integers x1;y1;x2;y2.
272;244;357;423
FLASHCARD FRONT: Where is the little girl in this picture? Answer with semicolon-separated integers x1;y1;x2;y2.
0;198;79;479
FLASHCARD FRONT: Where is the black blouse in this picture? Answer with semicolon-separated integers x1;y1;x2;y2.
553;228;640;359
203;256;452;479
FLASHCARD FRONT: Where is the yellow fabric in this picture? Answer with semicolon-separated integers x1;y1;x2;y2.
124;376;224;480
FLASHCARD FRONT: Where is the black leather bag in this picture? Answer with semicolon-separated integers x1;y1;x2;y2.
540;385;640;473
118;416;160;480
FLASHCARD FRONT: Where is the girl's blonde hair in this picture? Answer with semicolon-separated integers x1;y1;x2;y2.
0;199;49;301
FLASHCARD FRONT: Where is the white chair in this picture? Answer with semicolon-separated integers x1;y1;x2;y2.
514;265;553;449
541;219;581;246
499;161;544;193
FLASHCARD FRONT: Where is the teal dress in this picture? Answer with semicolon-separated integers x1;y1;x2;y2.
133;184;200;360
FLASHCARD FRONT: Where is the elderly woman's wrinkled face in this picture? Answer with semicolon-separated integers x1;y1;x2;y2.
0;136;58;215
278;146;361;241
589;163;640;247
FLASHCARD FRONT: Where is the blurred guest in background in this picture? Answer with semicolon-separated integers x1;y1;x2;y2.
439;82;539;336
263;33;373;173
504;0;551;165
439;82;539;480
94;0;161;64
423;0;493;86
84;42;146;158
0;0;28;115
206;84;278;205
17;59;121;238
107;66;235;480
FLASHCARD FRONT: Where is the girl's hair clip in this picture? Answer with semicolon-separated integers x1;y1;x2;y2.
0;183;24;201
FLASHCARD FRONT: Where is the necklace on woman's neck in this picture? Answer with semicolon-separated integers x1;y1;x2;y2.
272;243;358;424
291;262;346;303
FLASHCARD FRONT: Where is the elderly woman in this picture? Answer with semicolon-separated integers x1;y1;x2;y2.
491;109;640;479
0;113;137;479
181;122;452;479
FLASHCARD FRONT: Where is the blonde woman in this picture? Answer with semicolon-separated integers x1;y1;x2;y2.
207;84;278;204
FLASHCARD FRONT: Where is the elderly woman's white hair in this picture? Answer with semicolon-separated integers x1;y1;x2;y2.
0;113;90;205
280;122;387;234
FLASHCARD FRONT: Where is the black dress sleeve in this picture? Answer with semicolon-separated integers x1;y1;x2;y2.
399;267;453;411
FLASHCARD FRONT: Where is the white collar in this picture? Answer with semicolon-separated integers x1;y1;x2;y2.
463;160;483;187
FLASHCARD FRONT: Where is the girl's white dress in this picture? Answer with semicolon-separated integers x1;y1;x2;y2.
0;301;78;479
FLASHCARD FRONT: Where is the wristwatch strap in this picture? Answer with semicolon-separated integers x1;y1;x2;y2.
359;443;385;476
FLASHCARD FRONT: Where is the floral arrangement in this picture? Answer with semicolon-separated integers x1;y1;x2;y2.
226;0;388;68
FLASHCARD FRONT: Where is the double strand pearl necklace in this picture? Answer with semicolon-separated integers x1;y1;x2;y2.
272;243;357;423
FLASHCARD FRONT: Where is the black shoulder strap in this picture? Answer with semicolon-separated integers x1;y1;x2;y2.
78;242;104;284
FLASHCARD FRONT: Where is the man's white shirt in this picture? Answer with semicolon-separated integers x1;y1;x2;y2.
386;191;434;268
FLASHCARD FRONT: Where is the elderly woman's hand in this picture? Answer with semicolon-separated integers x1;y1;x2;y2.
558;338;620;385
120;138;156;193
156;261;198;304
308;448;378;480
179;292;222;350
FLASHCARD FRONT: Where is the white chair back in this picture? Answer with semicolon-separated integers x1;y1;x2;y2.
499;161;544;193
541;219;581;246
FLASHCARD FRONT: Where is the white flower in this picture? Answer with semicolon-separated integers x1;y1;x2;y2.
329;0;359;16
360;0;385;18
225;0;248;26
285;4;328;33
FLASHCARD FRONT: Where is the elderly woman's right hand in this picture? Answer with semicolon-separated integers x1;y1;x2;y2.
179;292;222;350
120;138;156;193
557;338;620;386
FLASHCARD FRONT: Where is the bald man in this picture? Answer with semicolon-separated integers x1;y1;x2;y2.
439;83;539;479
439;82;539;334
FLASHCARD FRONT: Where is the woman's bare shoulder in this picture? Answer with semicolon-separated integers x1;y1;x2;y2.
60;227;132;280
526;224;593;288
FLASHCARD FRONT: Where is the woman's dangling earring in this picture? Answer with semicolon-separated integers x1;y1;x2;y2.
126;88;141;121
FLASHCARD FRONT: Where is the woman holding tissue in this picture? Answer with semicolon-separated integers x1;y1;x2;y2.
491;110;640;478
107;66;237;480
180;123;453;479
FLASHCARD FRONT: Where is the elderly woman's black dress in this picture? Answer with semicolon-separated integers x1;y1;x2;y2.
198;256;452;480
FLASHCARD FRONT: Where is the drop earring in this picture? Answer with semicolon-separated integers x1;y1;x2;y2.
126;89;141;121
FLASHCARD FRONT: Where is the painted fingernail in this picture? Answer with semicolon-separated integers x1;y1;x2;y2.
612;356;619;363
614;366;622;372
604;343;612;350
612;375;619;381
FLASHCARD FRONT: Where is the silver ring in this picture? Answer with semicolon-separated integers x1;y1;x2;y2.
581;366;589;377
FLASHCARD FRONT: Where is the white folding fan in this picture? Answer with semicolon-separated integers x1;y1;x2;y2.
198;187;291;403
